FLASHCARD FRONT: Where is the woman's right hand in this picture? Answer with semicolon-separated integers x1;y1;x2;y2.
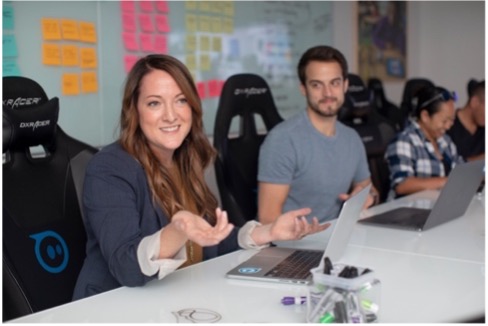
172;208;234;247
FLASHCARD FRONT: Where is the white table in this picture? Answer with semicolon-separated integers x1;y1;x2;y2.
9;191;485;323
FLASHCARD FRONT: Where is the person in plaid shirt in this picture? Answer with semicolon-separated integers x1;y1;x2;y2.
385;85;464;200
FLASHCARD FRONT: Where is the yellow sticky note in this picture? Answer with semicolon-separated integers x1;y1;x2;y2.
223;17;233;34
186;34;197;52
42;18;61;40
186;14;197;33
42;43;61;65
199;15;210;33
79;21;97;43
211;17;222;33
80;47;97;69
61;45;79;66
61;19;79;41
186;54;196;71
212;36;222;52
200;54;210;71
200;35;210;52
81;71;98;93
62;73;80;95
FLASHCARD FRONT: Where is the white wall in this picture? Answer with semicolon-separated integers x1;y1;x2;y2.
332;1;485;107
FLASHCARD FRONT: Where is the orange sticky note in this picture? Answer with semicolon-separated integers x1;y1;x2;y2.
42;18;61;40
62;73;80;95
155;15;170;33
61;45;79;66
140;34;153;53
80;47;97;68
42;43;61;65
61;19;79;40
122;32;139;51
154;34;167;54
138;14;154;33
122;13;137;32
81;71;98;93
79;21;97;43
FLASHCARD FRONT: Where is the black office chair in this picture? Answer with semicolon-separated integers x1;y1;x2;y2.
3;76;98;321
340;74;396;203
399;77;435;127
367;77;403;131
213;74;283;226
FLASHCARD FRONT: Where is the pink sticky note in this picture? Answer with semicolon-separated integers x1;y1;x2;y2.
154;34;168;53
140;33;154;52
124;55;139;73
139;0;153;12
155;1;169;13
155;15;170;33
122;13;137;32
197;82;206;99
138;14;154;33
208;79;221;97
122;32;139;51
120;1;135;12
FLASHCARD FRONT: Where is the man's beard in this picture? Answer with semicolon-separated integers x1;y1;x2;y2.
308;97;341;118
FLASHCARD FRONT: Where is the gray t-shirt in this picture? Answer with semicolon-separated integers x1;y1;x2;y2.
258;111;370;222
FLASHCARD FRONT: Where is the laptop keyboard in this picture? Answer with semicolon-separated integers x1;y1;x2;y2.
265;250;322;279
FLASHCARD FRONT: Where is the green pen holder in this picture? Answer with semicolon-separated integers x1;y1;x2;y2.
306;263;381;323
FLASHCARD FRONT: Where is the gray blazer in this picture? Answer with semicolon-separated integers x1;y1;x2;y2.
72;142;239;300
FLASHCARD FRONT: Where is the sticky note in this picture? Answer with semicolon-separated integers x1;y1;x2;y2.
154;34;168;54
3;5;14;30
122;13;137;32
42;18;62;40
155;15;170;33
186;34;196;52
3;34;18;57
42;43;61;65
196;82;206;99
62;73;80;95
185;1;197;10
140;34;154;53
62;45;79;66
79;21;97;43
185;14;197;33
80;47;97;68
121;1;135;12
3;60;21;76
185;54;196;71
200;54;210;71
122;32;139;51
124;55;139;73
212;36;222;52
138;14;154;33
61;19;80;41
81;71;98;93
200;35;210;52
199;16;210;33
155;1;169;13
139;1;153;12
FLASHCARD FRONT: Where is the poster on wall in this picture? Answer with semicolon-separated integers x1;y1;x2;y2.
357;1;407;83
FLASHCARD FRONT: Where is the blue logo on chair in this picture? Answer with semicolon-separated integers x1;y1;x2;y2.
30;230;69;273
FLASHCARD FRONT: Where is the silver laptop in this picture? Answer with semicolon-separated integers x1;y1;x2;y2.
226;184;371;284
359;159;484;231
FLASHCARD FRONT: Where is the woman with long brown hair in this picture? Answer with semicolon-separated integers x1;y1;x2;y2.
73;54;328;300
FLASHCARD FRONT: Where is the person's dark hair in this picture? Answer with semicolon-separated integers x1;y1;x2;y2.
467;79;485;99
119;54;218;224
414;85;454;119
297;45;348;85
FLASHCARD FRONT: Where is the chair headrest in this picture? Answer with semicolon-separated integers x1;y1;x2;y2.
340;74;372;122
3;76;59;153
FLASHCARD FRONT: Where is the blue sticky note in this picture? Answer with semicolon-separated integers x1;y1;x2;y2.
3;34;18;57
3;5;14;30
3;60;21;76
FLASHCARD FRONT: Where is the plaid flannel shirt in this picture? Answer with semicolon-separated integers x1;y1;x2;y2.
385;119;463;198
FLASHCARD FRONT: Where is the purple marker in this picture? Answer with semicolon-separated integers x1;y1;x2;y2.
281;296;307;305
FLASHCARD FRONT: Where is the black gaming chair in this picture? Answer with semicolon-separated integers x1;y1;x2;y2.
213;74;283;226
399;77;435;127
340;74;397;203
367;77;403;131
2;76;98;321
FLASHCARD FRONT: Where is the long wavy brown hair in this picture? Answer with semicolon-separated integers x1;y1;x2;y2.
119;54;218;224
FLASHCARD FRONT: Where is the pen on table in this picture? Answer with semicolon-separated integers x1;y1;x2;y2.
281;296;307;305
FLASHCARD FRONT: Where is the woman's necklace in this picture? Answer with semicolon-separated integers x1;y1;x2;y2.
187;240;194;263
